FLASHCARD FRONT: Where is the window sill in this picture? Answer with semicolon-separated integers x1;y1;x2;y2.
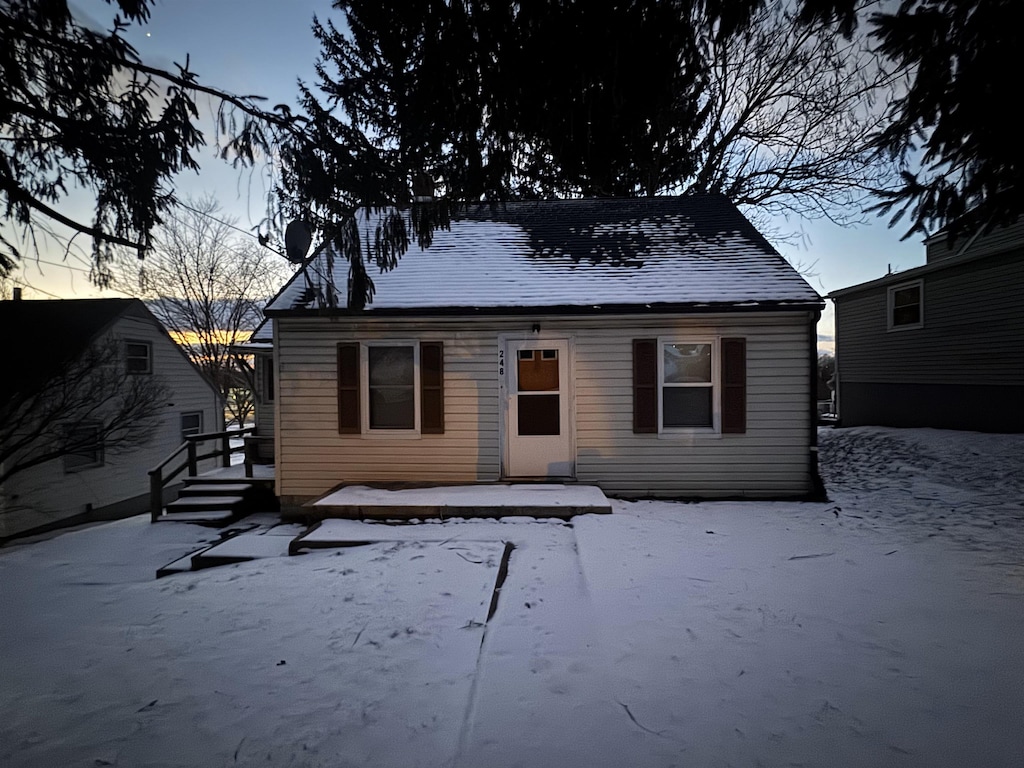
358;430;423;440
658;429;721;439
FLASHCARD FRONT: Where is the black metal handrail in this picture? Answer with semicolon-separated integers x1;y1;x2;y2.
149;426;255;521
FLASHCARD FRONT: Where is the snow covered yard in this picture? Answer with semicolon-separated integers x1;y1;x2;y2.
1;427;1022;767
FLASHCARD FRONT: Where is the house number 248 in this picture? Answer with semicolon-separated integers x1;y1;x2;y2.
498;349;505;376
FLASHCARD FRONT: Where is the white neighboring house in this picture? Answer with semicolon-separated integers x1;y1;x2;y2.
254;195;825;505
0;298;222;540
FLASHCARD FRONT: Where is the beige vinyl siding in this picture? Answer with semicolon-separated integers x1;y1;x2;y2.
572;319;812;497
275;311;816;501
835;250;1024;386
275;325;500;499
4;314;221;525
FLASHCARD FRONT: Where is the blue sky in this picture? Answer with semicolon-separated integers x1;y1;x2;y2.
16;0;927;348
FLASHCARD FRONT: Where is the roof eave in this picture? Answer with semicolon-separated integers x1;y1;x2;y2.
827;245;1008;299
265;299;825;319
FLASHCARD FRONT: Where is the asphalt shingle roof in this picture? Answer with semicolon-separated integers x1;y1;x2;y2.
266;195;822;314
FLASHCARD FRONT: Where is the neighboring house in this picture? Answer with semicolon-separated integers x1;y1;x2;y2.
829;218;1024;433
257;195;825;504
0;298;222;539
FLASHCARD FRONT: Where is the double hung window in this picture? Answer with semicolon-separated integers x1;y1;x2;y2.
63;423;104;472
888;280;923;330
181;411;203;441
633;337;746;435
125;340;152;374
367;345;417;430
660;342;715;429
337;341;444;435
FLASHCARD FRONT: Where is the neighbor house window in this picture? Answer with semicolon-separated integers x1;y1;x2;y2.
125;340;152;373
888;280;923;330
181;411;203;441
262;356;275;402
337;341;445;435
63;423;103;473
660;341;716;430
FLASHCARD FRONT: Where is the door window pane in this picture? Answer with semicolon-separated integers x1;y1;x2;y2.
518;349;559;391
518;394;560;435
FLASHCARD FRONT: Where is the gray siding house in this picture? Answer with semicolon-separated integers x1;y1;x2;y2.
260;196;825;504
829;219;1024;432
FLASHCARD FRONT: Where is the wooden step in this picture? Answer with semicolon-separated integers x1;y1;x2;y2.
165;495;246;514
179;483;254;497
154;509;236;525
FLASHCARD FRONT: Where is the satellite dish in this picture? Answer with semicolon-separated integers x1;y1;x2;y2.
284;219;313;264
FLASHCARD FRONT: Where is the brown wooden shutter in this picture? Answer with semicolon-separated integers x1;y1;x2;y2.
721;337;746;434
337;342;360;434
420;341;445;434
633;339;658;433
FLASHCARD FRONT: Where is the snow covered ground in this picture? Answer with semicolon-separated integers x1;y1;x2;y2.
1;427;1022;767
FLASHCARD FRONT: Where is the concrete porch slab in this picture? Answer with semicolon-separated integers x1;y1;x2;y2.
190;530;296;569
156;517;307;576
304;483;612;521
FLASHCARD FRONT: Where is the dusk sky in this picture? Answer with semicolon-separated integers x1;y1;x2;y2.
15;0;927;349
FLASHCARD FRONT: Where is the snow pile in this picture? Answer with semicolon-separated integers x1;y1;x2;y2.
1;427;1022;767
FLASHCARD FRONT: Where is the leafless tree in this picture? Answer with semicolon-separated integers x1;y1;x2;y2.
685;0;905;236
0;337;169;486
111;196;293;426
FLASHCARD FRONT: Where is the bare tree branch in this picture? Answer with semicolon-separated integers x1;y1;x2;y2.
0;338;170;486
109;196;294;426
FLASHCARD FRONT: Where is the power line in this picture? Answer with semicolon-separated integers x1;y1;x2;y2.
176;200;277;249
13;259;137;299
23;257;93;275
4;278;62;299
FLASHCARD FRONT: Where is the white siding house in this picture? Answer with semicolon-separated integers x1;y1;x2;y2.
260;196;825;505
0;299;222;539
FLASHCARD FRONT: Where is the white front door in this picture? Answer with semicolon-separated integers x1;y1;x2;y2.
504;338;574;478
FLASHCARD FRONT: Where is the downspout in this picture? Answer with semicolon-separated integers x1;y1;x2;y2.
809;308;827;501
831;297;841;423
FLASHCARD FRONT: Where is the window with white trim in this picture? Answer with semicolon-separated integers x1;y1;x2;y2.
338;341;444;435
181;411;203;441
888;280;923;330
125;340;152;374
63;423;104;472
659;340;718;431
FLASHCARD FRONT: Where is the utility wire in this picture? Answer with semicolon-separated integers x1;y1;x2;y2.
176;200;281;252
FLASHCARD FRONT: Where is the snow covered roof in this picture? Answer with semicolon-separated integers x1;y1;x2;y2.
265;195;822;315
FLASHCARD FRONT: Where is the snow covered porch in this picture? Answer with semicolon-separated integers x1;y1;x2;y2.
289;482;613;522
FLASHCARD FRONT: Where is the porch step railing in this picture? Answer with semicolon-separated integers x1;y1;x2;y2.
149;427;255;522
